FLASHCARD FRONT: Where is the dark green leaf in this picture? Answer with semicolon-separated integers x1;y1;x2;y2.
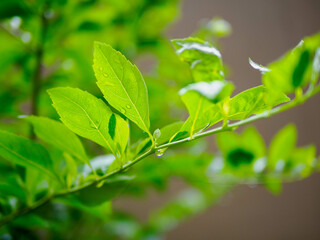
75;174;134;206
108;114;116;140
0;130;57;181
216;127;266;173
26;116;88;165
58;196;112;220
0;0;30;19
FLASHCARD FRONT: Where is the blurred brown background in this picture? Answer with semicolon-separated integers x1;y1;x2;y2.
117;0;320;239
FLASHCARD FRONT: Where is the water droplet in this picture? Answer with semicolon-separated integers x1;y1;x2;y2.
10;16;21;29
126;105;131;109
103;73;108;78
156;149;165;157
120;108;126;114
21;32;31;43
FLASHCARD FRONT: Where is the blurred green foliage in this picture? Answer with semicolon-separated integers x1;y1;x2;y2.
0;0;320;239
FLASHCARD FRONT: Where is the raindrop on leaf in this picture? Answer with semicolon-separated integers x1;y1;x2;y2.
155;149;166;157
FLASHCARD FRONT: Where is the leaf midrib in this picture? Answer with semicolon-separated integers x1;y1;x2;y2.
190;98;203;138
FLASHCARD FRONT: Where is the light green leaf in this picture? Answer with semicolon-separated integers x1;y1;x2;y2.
0;130;57;181
179;91;222;138
132;138;152;157
109;114;129;154
263;32;320;93
288;145;316;177
26;116;88;164
179;80;234;103
64;153;78;188
268;124;297;170
264;176;282;195
172;37;225;82
48;87;129;156
93;42;150;133
228;86;290;120
155;121;184;145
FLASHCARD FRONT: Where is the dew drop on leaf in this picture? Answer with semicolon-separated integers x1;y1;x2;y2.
126;105;131;109
156;149;166;157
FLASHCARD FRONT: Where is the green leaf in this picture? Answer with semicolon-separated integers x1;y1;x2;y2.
179;80;234;103
0;130;57;181
172;37;225;82
268;124;297;170
13;214;49;228
132;138;152;157
48;87;129;156
216;127;266;170
0;0;30;20
75;174;134;206
0;175;25;200
179;91;222;138
264;176;282;195
64;153;78;188
227;86;290;120
155;121;184;145
107;113;129;154
288;145;316;177
93;42;150;133
26;116;88;165
25;167;50;200
263;33;320;93
58;195;112;220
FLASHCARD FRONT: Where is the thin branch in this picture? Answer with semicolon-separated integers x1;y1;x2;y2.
0;84;319;227
30;6;49;138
